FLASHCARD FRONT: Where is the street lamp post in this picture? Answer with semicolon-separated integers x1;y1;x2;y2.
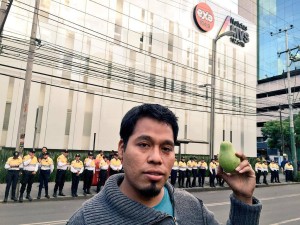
210;31;235;159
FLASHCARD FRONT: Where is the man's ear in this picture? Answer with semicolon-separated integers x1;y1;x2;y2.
118;139;125;159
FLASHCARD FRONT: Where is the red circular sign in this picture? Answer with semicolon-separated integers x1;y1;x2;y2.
193;3;214;32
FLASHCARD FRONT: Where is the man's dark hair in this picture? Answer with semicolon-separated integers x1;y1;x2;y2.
119;104;178;149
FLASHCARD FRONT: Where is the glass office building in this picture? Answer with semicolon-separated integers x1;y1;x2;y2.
0;0;257;156
258;0;300;79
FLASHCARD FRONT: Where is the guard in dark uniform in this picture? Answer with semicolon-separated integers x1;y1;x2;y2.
4;151;23;202
19;149;38;202
170;157;178;186
83;151;95;195
178;157;187;188
38;152;54;199
97;155;109;192
53;149;69;197
70;154;84;197
209;159;217;187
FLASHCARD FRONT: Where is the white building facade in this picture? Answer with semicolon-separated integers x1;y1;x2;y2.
0;0;257;156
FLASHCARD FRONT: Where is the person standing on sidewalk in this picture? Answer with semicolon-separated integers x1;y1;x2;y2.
274;161;281;183
170;157;178;187
185;157;193;188
281;157;288;173
70;154;84;197
38;147;48;162
97;155;109;192
109;152;122;176
19;149;38;202
83;151;95;195
255;158;262;184
198;158;207;187
178;157;187;188
209;158;217;187
284;161;294;182
53;149;69;197
96;150;104;161
191;157;198;187
269;160;276;183
3;151;23;203
261;160;269;185
37;152;54;199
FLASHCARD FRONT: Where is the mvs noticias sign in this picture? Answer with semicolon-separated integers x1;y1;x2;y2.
193;2;214;32
219;16;250;47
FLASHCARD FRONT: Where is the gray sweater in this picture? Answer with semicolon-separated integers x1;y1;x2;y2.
67;174;261;225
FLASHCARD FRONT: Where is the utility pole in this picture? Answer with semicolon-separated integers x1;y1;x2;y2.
15;0;40;153
278;105;284;155
271;25;297;179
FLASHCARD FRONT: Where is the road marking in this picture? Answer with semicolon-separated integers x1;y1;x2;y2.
206;201;230;207
269;217;300;225
206;193;300;207
19;220;67;225
260;193;300;201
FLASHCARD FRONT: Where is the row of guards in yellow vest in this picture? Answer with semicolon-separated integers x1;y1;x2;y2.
3;148;123;203
92;151;123;188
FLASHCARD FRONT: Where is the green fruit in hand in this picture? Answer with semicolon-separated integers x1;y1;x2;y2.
219;141;240;173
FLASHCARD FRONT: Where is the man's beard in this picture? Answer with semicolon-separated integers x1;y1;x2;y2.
139;182;161;198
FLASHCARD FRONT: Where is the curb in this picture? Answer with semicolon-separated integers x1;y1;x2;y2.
2;182;300;203
180;181;300;193
1;193;96;204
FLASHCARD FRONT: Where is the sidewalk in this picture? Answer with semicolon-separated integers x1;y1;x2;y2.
0;172;298;203
0;180;97;203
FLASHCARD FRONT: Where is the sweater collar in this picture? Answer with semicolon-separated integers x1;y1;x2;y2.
84;174;174;225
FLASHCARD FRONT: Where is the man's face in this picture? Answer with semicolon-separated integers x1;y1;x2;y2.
42;148;47;153
118;117;175;199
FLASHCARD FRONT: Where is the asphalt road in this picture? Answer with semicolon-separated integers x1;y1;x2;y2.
1;184;300;225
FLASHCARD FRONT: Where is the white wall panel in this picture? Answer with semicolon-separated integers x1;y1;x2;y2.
245;118;257;157
98;97;123;151
0;77;9;142
6;79;23;147
23;82;40;149
44;87;68;149
70;92;86;149
91;95;102;150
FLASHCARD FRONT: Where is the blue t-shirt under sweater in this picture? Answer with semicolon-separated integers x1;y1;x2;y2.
153;186;174;216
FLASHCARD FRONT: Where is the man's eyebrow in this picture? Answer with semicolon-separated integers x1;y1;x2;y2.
136;135;152;142
136;135;174;146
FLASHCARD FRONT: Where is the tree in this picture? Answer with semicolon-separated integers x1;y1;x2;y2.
261;119;290;156
261;113;300;158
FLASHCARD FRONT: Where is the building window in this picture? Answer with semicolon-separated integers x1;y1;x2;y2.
150;73;156;88
171;79;174;93
163;77;167;91
2;102;11;131
36;106;44;133
128;68;135;85
65;109;72;135
181;82;186;95
107;62;112;79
